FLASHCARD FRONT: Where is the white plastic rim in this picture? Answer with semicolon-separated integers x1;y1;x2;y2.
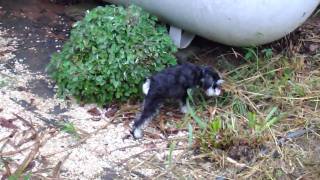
105;0;320;47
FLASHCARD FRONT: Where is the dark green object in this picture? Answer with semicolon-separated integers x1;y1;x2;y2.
47;5;177;104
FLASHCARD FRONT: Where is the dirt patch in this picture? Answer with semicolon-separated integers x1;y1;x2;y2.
0;1;189;179
1;1;320;179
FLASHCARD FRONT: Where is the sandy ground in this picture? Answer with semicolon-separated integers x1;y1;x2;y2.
0;18;188;180
0;1;191;179
1;1;319;180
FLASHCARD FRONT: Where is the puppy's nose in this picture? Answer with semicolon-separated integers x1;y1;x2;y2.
216;79;224;86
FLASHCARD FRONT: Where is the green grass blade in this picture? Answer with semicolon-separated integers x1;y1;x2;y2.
247;112;257;129
210;117;222;135
167;141;176;167
188;123;193;147
266;107;278;121
187;89;195;105
187;100;207;130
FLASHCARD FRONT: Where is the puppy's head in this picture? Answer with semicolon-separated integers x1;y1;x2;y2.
200;67;224;96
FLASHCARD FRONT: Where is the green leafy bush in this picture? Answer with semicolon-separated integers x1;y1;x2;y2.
47;5;177;104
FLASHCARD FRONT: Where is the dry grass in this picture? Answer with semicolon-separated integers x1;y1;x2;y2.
115;17;320;179
185;52;320;179
1;9;319;180
106;52;320;179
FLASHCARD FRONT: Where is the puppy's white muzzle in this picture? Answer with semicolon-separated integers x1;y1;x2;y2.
206;87;222;96
214;88;221;96
206;79;224;96
216;79;224;85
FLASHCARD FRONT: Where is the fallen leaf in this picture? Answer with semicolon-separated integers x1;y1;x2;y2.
105;107;118;118
158;117;166;132
165;128;179;135
144;132;163;139
144;142;156;149
17;86;27;91
30;98;35;105
123;120;131;128
122;134;131;141
87;107;101;116
0;117;18;129
38;156;49;168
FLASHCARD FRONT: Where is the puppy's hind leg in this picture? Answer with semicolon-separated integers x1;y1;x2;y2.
132;98;161;139
179;94;188;114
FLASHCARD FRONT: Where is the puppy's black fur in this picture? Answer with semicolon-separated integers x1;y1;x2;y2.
132;62;223;139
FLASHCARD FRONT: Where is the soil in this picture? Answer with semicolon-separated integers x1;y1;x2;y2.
0;0;319;179
0;1;187;179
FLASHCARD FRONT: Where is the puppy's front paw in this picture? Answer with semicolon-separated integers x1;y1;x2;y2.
131;127;143;139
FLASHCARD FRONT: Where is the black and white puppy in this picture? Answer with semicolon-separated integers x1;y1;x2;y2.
132;63;224;139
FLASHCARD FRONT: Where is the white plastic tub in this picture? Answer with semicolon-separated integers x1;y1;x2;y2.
105;0;320;47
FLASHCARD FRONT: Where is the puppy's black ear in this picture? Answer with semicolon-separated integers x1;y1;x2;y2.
200;66;209;85
200;66;210;75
